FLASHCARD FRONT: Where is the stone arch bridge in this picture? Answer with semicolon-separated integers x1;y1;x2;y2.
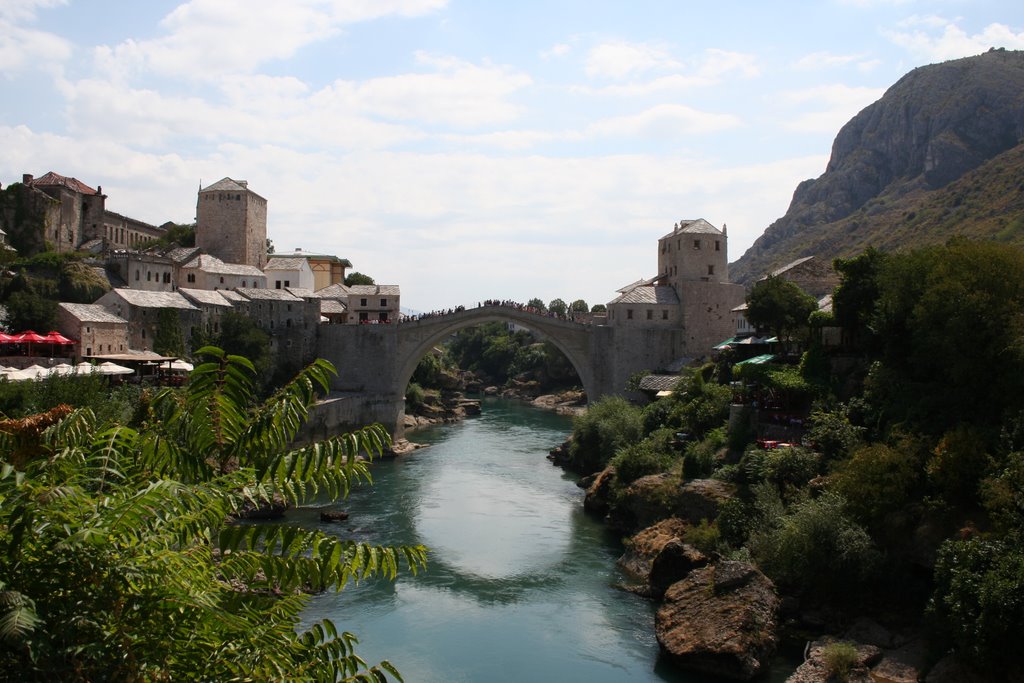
310;304;687;437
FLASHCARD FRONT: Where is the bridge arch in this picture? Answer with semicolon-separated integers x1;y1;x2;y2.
395;306;596;403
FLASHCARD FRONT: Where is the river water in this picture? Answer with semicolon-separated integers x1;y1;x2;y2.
298;399;790;682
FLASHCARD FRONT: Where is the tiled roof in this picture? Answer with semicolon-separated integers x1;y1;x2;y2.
59;303;127;324
163;246;202;264
768;256;816;278
660;218;722;240
285;287;315;299
235;288;303;302
313;283;350;298
272;250;352;267
111;289;199;310
201;177;248;193
264;257;306;271
321;300;347;314
609;285;679;305
639;374;684;392
179;288;233;307
183;254;265;277
219;290;247;303
28;171;98;195
347;284;400;296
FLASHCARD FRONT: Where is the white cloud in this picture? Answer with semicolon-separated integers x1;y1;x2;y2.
885;17;1024;61
94;0;448;82
0;0;72;76
587;104;742;138
585;40;680;79
793;51;867;71
778;84;885;133
541;43;571;60
575;48;758;96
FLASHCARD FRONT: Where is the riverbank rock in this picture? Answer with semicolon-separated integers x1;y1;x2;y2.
615;475;736;530
386;439;426;456
650;540;709;598
583;465;616;516
532;389;586;413
618;517;691;578
785;638;881;683
319;510;349;522
656;561;780;681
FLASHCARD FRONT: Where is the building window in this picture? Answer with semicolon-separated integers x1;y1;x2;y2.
135;270;140;281
242;281;247;288
715;240;721;251
284;280;290;287
287;304;292;312
708;265;715;275
380;298;387;307
646;309;653;320
219;277;224;284
627;309;633;320
147;272;152;281
662;310;668;320
86;347;91;355
360;298;367;306
141;329;146;338
693;239;701;250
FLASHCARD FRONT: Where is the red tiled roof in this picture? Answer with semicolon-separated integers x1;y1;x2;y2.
28;171;98;195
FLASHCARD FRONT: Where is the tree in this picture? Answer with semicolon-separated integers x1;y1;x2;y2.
832;247;887;347
548;298;567;316
2;290;57;332
590;304;607;313
745;276;817;346
153;307;185;357
344;272;375;287
527;297;546;312
0;348;427;680
217;311;271;378
569;299;589;313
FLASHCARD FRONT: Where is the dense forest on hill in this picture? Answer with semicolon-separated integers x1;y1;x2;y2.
566;240;1024;680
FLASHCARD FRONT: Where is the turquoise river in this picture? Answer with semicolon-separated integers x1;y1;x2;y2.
298;398;794;682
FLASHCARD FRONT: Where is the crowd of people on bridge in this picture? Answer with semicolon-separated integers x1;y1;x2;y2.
398;299;590;324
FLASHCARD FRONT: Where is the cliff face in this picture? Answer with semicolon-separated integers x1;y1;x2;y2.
731;49;1024;285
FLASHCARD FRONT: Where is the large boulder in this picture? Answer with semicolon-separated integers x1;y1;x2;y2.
616;475;736;530
649;540;708;598
618;517;691;578
786;638;881;683
656;561;780;681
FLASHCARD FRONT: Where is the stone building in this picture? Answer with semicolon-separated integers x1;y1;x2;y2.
179;253;266;290
608;219;744;354
94;289;200;353
179;288;235;340
265;256;314;290
109;251;175;292
16;172;164;252
346;284;400;323
196;178;267;269
56;303;129;360
270;249;351;290
235;287;320;364
762;256;838;299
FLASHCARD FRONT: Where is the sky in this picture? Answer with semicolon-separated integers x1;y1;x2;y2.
2;1;1023;313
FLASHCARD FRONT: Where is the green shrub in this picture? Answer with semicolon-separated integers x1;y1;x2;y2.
609;429;678;485
821;641;859;680
405;382;426;409
569;396;644;474
683;427;727;479
803;403;865;461
830;441;921;530
741;445;821;497
928;537;1024;674
683;519;720;554
748;491;880;599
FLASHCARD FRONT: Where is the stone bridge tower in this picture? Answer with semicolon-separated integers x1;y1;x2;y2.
196;178;268;269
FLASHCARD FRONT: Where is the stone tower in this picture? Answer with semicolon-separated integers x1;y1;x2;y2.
196;178;267;269
657;218;730;293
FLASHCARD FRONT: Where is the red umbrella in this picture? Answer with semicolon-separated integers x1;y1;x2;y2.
0;332;12;344
11;330;46;356
43;331;75;345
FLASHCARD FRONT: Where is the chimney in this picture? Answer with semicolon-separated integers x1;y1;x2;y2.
239;180;248;188
23;174;33;184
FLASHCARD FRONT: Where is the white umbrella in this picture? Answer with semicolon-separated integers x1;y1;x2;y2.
98;361;134;376
75;362;98;375
165;359;193;372
7;365;47;381
49;363;75;377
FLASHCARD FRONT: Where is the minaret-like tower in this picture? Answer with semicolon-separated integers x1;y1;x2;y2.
195;177;267;269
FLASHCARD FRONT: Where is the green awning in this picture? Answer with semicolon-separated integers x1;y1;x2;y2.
714;337;738;350
734;354;777;366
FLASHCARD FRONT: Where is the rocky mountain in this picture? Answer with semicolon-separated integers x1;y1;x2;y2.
731;48;1024;285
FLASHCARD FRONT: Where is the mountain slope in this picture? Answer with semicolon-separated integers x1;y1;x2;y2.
731;48;1024;285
